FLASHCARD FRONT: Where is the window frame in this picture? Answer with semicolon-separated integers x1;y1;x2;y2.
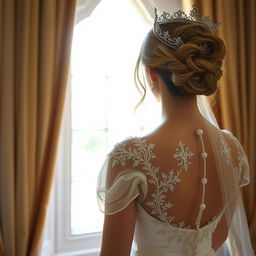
41;73;102;256
57;77;102;254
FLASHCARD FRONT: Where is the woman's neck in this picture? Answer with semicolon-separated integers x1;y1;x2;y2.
160;90;203;124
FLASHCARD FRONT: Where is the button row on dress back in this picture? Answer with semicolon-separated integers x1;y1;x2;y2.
195;129;208;230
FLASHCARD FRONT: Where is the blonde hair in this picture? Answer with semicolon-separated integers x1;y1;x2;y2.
134;22;226;107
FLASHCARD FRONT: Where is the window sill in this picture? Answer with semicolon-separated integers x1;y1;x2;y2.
55;248;100;256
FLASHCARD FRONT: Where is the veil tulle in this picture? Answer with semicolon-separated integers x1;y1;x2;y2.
197;95;254;255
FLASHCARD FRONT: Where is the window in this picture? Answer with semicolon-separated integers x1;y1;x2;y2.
41;0;181;255
70;0;158;237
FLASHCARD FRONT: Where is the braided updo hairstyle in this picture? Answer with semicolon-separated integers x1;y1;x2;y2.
134;22;226;106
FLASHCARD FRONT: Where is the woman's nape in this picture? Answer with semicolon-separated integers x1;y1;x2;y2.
145;66;203;126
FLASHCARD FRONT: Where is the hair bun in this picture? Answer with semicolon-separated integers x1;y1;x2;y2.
171;42;224;95
138;22;226;98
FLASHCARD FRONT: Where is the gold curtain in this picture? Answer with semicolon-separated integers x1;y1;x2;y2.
182;0;256;250
0;0;77;255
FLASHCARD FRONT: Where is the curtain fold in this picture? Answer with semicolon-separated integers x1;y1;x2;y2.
182;0;256;250
0;0;77;255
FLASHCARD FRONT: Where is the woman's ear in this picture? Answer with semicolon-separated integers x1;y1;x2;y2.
146;67;158;85
145;67;161;102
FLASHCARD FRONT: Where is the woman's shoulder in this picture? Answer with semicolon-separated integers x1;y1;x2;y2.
220;129;245;151
107;136;144;170
108;136;140;156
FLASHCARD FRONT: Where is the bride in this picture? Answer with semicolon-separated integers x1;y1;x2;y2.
97;5;255;256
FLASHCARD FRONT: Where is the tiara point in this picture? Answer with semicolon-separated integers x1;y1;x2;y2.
153;5;220;50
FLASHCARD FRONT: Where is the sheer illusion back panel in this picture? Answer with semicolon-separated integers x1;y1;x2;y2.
106;119;246;229
137;123;224;229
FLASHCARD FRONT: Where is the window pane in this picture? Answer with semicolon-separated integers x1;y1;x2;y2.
71;75;109;130
71;129;107;235
70;0;158;236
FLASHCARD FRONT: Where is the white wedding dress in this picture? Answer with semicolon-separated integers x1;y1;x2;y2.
97;123;254;256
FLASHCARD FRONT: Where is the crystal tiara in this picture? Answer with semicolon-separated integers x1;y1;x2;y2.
153;4;221;50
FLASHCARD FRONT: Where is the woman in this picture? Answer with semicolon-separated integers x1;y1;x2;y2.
97;5;255;256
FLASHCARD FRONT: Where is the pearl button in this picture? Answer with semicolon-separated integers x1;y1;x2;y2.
201;178;208;184
196;129;203;136
200;203;206;210
201;152;208;159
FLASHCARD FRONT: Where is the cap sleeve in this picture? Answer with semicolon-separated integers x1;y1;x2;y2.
96;140;148;215
222;130;250;187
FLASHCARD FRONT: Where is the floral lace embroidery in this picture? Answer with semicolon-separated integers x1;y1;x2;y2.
220;138;232;165
109;137;194;228
220;133;248;185
173;140;194;170
231;136;248;182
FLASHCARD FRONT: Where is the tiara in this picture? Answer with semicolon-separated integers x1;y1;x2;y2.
153;4;221;50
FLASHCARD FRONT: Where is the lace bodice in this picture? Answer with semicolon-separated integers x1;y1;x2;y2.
108;129;224;228
97;128;249;256
134;204;220;256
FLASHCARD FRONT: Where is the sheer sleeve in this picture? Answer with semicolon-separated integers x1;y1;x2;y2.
96;140;148;215
222;130;250;187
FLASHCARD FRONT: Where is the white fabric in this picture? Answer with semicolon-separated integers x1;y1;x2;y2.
134;204;219;256
96;95;255;256
97;169;147;214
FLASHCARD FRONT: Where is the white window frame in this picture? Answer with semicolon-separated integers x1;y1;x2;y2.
55;74;102;256
41;73;102;256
